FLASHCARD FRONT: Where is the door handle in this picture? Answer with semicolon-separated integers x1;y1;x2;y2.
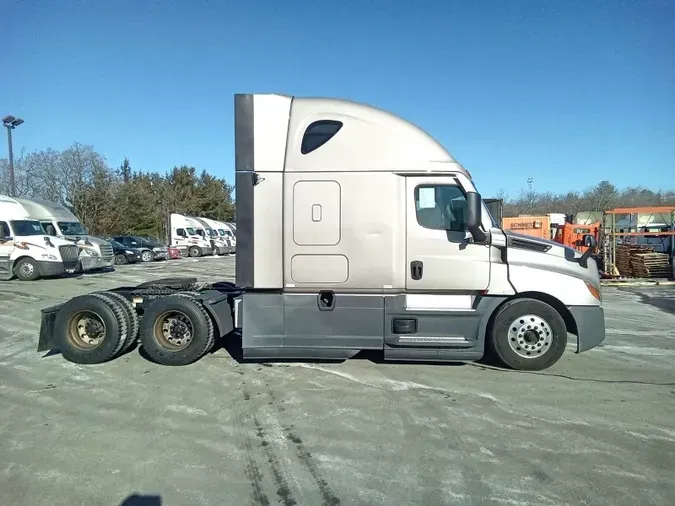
410;260;423;280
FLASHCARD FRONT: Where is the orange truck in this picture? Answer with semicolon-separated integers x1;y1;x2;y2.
553;222;601;253
502;216;551;240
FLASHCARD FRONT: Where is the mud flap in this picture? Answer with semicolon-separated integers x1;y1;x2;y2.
37;304;63;352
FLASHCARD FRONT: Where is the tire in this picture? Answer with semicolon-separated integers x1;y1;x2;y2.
53;293;128;364
139;294;214;366
141;250;154;262
114;254;128;265
14;258;41;281
487;298;567;371
98;291;140;352
188;246;201;258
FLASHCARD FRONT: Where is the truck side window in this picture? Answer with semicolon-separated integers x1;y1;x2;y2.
42;222;57;236
415;185;467;232
301;120;343;154
176;228;186;237
0;221;10;239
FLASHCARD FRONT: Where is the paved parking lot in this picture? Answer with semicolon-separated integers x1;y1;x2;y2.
0;258;673;506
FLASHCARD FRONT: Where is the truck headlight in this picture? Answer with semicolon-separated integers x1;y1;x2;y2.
80;249;99;257
40;254;58;261
125;250;134;255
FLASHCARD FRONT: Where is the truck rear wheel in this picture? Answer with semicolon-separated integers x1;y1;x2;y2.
14;258;40;281
97;291;140;352
188;246;201;258
487;298;567;371
139;294;214;365
54;293;128;364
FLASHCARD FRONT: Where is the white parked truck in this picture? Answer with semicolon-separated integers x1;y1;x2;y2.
188;216;228;255
169;213;214;257
36;93;605;371
0;195;80;280
194;216;234;254
11;196;114;272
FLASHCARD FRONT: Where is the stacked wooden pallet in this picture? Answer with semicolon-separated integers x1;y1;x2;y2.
631;252;672;278
615;244;653;277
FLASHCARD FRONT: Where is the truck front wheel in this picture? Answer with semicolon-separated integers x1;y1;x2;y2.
53;293;128;364
139;294;214;365
487;298;567;371
14;258;41;281
188;246;201;258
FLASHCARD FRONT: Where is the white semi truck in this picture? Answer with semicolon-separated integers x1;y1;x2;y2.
188;216;229;255
36;93;605;371
195;217;235;254
11;197;114;272
0;195;80;280
169;213;214;257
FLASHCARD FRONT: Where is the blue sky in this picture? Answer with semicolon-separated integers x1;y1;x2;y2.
3;0;674;198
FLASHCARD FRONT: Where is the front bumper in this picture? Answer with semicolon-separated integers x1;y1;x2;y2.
37;261;67;277
125;252;143;262
80;256;115;271
568;305;605;353
152;250;169;260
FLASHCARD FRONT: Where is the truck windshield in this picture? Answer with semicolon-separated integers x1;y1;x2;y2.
58;221;88;235
206;229;216;236
186;227;196;235
10;220;45;236
218;229;226;236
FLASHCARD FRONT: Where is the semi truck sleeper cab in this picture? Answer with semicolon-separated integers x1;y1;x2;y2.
36;93;605;371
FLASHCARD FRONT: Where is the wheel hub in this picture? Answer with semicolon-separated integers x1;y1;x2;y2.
507;314;553;359
67;311;106;349
161;315;193;347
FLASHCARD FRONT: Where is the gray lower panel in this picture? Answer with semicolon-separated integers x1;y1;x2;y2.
0;257;12;280
242;292;284;348
568;305;605;353
383;295;507;361
241;292;509;363
242;292;384;355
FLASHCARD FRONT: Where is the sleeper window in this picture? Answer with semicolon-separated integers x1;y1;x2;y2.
415;185;467;232
301;120;343;154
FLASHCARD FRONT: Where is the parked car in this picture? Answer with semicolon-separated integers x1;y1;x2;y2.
112;236;169;262
110;239;143;265
168;246;181;259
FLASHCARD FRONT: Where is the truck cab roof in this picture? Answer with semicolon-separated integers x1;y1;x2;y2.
235;94;471;176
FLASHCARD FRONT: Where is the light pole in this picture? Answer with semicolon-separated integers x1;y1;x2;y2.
3;115;25;197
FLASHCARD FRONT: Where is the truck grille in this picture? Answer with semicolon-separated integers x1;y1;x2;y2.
59;245;79;262
99;243;113;257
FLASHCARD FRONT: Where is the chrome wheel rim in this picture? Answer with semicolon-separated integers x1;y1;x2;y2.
507;314;553;358
19;262;34;277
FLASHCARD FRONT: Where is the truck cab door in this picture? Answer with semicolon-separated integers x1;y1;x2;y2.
405;176;490;291
0;221;15;280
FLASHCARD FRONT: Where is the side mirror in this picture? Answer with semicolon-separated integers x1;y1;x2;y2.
583;234;597;252
466;192;487;242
